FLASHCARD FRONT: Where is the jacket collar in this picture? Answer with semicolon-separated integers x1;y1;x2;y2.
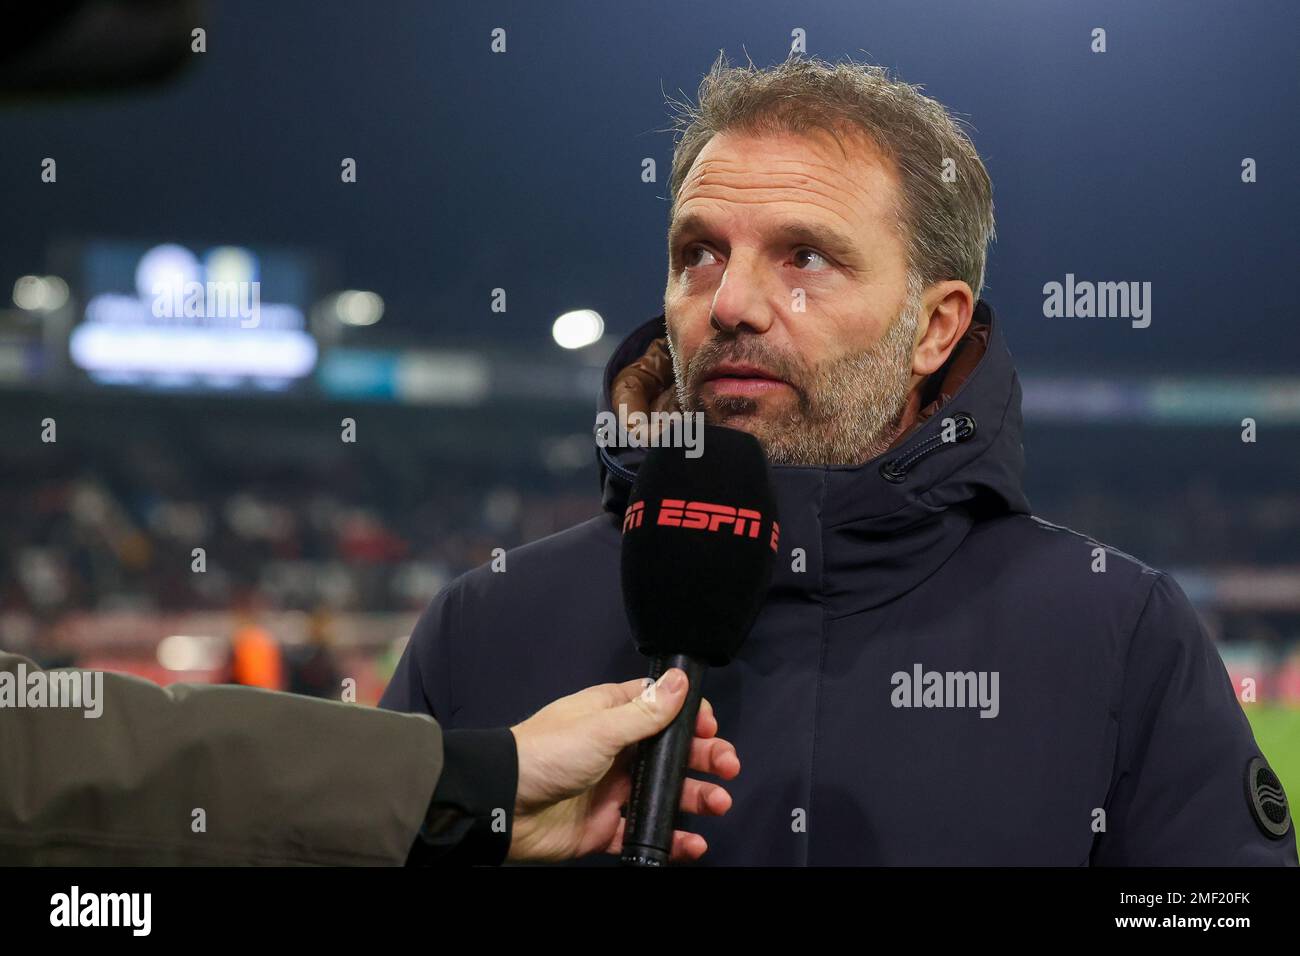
594;300;1031;614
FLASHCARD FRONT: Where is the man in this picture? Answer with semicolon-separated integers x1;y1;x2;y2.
382;55;1295;864
0;650;738;865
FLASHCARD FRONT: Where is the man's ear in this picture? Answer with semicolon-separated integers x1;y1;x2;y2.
910;281;975;386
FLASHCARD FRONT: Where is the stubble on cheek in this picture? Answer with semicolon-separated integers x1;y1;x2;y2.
664;300;919;467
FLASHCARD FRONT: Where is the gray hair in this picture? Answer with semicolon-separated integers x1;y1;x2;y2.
667;53;996;298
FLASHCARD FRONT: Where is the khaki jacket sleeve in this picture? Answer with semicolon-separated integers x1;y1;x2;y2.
0;650;443;865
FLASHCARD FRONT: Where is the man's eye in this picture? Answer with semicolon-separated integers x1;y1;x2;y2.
682;245;719;268
793;248;830;271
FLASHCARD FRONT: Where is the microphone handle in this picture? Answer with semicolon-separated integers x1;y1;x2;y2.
620;652;708;866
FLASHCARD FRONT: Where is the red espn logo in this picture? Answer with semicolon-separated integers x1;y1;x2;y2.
623;498;779;552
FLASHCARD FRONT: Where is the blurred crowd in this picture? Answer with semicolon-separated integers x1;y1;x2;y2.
1;404;1297;702
0;441;596;618
3;456;1297;619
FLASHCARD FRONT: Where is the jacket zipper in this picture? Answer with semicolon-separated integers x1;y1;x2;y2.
599;443;639;485
878;412;977;483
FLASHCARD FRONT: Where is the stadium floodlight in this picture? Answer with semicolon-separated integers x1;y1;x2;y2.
204;246;259;287
135;243;201;302
12;275;69;311
334;290;384;326
552;309;604;349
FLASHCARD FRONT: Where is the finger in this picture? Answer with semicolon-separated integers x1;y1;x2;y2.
603;770;633;809
678;777;732;816
613;676;654;702
688;736;741;779
604;820;710;864
594;668;689;750
582;676;656;712
669;830;709;863
604;675;693;716
605;816;626;855
602;765;731;830
583;673;674;712
694;697;718;739
607;678;715;740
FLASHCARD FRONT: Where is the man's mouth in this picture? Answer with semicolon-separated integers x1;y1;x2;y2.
700;362;792;399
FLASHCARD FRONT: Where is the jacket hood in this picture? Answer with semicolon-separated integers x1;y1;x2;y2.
594;299;1031;615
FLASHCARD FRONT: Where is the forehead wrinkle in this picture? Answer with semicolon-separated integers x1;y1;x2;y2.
678;183;862;234
687;154;854;176
680;161;889;231
682;144;893;195
677;130;900;223
693;165;866;202
685;158;869;200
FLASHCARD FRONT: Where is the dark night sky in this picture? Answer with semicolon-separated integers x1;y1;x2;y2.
1;0;1296;373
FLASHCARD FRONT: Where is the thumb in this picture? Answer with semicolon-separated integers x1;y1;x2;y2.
597;667;689;751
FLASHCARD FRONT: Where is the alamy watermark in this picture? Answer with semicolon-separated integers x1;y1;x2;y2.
0;663;103;718
50;886;150;936
152;279;261;328
1042;274;1151;328
594;404;705;458
890;663;1000;718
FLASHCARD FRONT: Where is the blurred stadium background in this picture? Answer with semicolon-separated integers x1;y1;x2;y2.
0;1;1296;837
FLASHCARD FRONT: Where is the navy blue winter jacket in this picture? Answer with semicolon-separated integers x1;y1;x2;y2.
382;300;1296;865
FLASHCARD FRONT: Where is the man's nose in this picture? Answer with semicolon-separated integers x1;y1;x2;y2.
709;254;776;335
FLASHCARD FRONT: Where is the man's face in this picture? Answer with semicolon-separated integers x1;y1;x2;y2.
663;127;920;466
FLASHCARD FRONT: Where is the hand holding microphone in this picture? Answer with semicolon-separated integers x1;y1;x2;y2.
507;669;740;862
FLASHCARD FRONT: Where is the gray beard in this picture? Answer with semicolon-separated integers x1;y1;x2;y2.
667;294;920;467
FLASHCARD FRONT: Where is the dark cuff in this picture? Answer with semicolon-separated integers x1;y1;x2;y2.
406;727;517;866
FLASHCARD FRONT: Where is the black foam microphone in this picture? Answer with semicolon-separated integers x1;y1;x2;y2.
619;424;778;866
